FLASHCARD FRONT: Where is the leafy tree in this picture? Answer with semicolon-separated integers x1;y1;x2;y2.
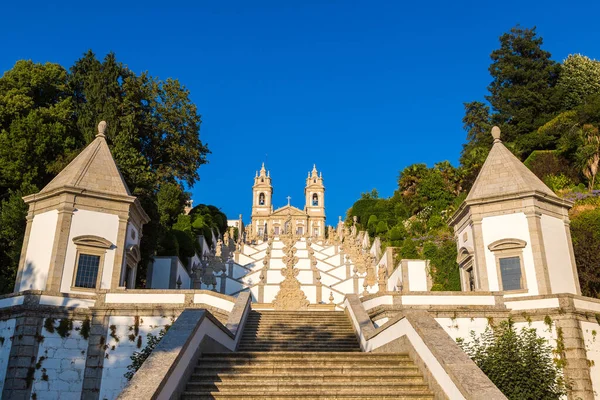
0;52;210;292
557;54;600;110
570;207;600;298
487;26;561;143
361;188;379;199
458;320;566;399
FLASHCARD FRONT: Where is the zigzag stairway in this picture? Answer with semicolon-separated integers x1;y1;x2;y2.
181;310;435;399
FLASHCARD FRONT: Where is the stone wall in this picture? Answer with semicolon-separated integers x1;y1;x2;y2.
581;320;600;398
0;319;15;394
98;315;173;400
32;318;89;400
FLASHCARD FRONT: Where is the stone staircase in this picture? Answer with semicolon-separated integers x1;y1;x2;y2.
181;310;434;399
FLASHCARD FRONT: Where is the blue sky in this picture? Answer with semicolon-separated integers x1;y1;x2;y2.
2;1;600;222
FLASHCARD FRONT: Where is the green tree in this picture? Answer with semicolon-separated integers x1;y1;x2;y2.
487;26;561;143
557;54;600;110
570;207;600;298
460;101;492;187
458;320;566;399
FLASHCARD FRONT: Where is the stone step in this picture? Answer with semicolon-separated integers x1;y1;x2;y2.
236;348;361;352
200;352;410;360
189;372;425;383
186;382;431;391
181;388;434;398
181;394;434;400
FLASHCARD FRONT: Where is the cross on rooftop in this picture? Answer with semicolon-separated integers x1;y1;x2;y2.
287;196;291;206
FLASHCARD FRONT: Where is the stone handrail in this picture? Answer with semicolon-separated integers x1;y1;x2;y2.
344;294;506;400
118;291;252;400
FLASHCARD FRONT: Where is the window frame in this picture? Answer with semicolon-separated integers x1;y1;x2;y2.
70;235;112;292
71;247;106;291
488;238;528;293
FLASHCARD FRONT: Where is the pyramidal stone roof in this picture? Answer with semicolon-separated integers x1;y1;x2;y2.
466;126;559;203
40;121;131;196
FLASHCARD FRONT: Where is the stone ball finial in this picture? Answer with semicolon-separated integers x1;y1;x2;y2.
97;121;107;138
491;126;501;142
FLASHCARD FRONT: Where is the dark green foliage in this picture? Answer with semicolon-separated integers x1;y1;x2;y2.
56;319;73;338
524;150;579;185
400;239;419;259
79;318;90;340
570;207;600;298
125;329;167;380
43;318;55;334
458;320;566;399
0;52;209;292
422;240;461;291
486;26;561;143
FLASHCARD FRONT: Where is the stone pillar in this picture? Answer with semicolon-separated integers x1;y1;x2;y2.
110;215;129;289
563;219;582;295
220;271;227;294
14;212;34;292
555;315;594;400
81;314;110;400
471;218;489;291
525;211;551;295
2;315;44;399
46;201;76;292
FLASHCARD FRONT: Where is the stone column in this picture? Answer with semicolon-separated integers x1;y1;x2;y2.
555;315;594;400
110;215;129;289
82;314;110;400
563;219;582;295
14;212;34;292
471;218;489;291
46;200;76;292
2;315;44;399
525;210;551;295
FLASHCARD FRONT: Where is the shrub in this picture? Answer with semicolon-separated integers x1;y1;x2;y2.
543;174;573;192
376;220;389;235
125;329;167;381
458;320;566;399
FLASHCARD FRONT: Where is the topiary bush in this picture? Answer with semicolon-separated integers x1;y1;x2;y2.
458;320;566;400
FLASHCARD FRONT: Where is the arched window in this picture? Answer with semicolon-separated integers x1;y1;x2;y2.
312;193;318;206
259;193;265;205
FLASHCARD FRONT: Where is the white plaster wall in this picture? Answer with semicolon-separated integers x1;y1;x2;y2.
0;296;24;309
0;319;16;395
540;214;577;294
580;321;600;398
388;263;402;291
436;317;489;341
125;222;140;248
481;213;538;294
176;259;191;289
407;260;428;291
149;258;172;289
32;319;88;400
99;316;173;400
19;210;58;291
61;209;119;294
457;224;474;252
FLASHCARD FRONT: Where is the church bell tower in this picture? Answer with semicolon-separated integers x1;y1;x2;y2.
251;163;273;237
305;165;325;238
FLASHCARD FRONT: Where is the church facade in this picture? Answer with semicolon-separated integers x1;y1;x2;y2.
250;164;325;239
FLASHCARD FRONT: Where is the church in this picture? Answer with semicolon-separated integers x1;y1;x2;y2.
250;163;326;239
0;121;598;400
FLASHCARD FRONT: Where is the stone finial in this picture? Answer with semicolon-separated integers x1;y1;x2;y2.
491;126;501;142
97;121;107;138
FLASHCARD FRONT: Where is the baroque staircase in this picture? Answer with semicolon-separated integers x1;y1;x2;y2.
181;310;434;399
